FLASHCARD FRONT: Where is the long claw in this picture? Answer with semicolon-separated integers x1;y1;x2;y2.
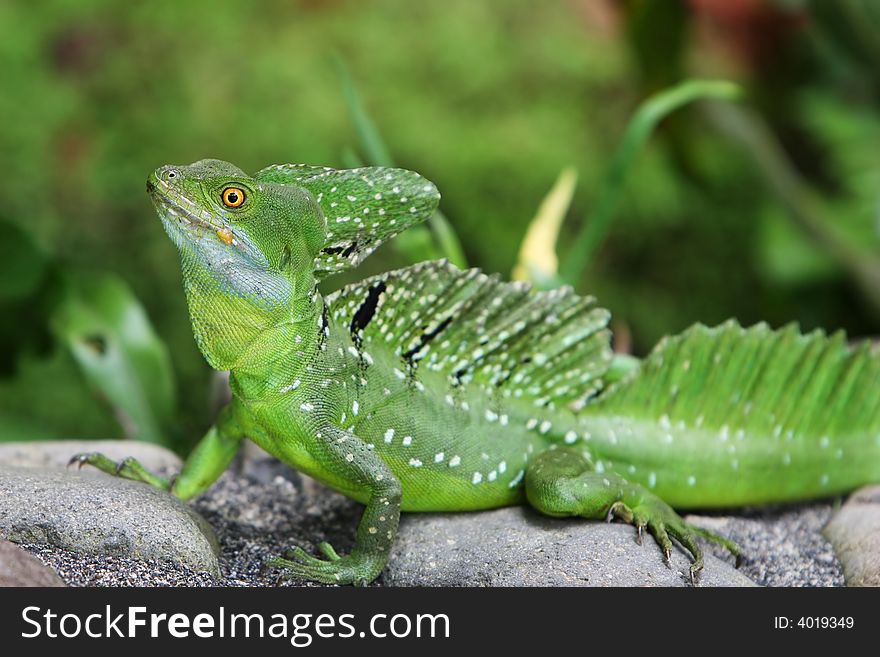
318;542;342;561
606;501;633;524
689;524;744;567
68;451;171;490
271;542;383;585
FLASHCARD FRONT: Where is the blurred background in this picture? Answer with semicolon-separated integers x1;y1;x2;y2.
1;0;879;451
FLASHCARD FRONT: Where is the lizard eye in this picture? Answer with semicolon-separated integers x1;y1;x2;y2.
221;187;246;208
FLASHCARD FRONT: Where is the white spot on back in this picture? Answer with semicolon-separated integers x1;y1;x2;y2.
280;379;301;393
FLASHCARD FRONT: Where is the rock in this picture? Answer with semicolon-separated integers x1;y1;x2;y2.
824;486;880;586
0;465;220;576
7;446;838;587
0;440;181;472
381;507;755;586
20;544;218;587
0;540;65;586
688;504;844;587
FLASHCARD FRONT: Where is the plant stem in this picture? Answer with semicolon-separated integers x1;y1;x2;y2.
560;79;741;284
706;101;880;319
336;56;468;268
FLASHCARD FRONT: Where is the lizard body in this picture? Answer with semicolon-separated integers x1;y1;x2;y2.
75;159;880;584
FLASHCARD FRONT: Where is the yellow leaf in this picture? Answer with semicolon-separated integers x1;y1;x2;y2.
512;167;577;286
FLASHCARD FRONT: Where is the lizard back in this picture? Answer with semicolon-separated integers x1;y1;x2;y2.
322;259;613;510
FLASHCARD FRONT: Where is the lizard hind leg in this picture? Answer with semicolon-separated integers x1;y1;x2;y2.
524;447;741;583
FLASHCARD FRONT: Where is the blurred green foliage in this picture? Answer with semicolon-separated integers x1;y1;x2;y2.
52;272;176;445
1;0;879;449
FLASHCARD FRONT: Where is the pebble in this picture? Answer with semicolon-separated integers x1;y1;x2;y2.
0;540;65;586
823;485;880;586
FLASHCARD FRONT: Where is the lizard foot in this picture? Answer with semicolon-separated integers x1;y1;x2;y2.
267;543;382;586
606;498;742;584
68;452;172;491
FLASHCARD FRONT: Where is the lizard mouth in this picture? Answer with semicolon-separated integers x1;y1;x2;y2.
148;174;267;267
149;180;225;236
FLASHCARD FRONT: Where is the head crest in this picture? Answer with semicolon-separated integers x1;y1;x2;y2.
256;164;440;277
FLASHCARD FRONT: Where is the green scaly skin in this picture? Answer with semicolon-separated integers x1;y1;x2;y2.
72;159;880;585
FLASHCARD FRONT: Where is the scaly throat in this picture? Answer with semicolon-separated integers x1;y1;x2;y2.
179;247;311;372
227;290;327;402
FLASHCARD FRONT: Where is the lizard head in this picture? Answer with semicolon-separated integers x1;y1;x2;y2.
147;158;439;369
148;159;327;277
148;159;327;369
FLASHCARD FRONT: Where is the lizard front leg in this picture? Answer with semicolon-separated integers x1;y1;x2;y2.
69;404;244;500
525;447;741;583
269;424;401;586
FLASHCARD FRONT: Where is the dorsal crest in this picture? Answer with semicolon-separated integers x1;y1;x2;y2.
256;164;440;278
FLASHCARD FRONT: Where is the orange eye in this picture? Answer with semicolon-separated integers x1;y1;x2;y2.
221;187;246;208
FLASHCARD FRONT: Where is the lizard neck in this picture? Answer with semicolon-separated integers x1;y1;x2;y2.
182;247;324;375
227;273;326;401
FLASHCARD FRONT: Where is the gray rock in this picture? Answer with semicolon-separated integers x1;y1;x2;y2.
19;544;218;587
688;504;844;587
11;452;839;587
0;465;220;576
382;507;754;586
0;540;65;586
824;486;880;586
0;440;181;472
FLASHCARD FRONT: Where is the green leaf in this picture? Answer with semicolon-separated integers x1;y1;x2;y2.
335;56;468;268
707;102;880;319
51;272;176;445
335;56;394;168
560;79;742;284
0;218;59;376
0;218;49;302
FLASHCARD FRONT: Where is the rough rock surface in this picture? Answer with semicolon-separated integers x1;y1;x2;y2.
0;540;65;586
2;440;853;587
7;449;849;587
688;504;844;587
384;507;752;586
0;464;220;576
823;485;880;586
0;440;181;471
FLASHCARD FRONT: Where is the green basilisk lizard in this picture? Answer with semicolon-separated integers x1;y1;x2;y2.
73;159;880;585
